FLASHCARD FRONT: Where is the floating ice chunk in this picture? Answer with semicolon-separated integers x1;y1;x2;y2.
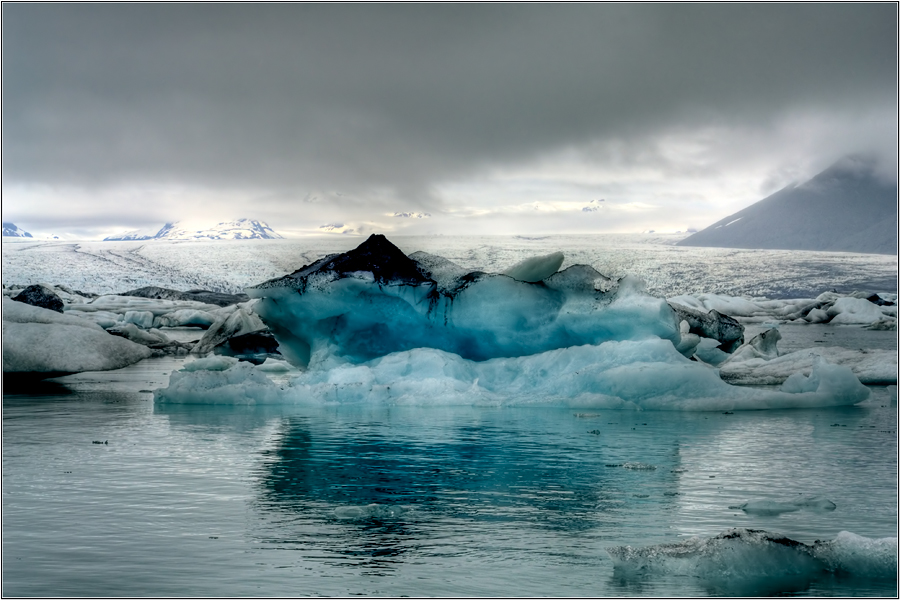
731;496;836;515
607;528;822;581
828;297;890;324
192;303;266;355
71;310;122;329
156;338;871;409
673;329;701;358
67;295;221;317
255;357;293;372
669;302;744;352
668;293;768;318
333;504;404;520
107;323;170;346
804;308;830;323
2;299;151;375
693;337;730;366
153;309;218;329
502;251;565;282
725;327;781;362
608;528;897;585
182;356;240;371
721;346;896;385
3;297;101;330
671;291;898;328
865;318;898;331
813;531;898;579
154;361;281;404
123;310;155;328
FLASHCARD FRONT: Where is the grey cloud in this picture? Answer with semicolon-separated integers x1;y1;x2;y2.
2;3;896;229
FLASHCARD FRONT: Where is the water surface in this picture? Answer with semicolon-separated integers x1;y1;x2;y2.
3;357;896;596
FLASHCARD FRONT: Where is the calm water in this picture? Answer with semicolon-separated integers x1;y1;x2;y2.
3;238;898;595
3;355;897;597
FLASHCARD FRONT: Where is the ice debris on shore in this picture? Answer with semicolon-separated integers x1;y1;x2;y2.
155;235;873;409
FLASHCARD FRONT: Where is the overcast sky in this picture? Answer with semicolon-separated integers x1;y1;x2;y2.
3;4;897;239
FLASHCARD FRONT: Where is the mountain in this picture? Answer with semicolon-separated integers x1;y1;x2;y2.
104;219;283;241
677;156;897;255
2;222;33;238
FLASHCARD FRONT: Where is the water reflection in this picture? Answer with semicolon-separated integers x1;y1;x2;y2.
249;410;689;572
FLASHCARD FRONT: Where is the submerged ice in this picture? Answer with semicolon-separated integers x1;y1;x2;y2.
155;235;873;410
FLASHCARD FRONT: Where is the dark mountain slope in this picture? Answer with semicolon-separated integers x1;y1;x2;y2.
678;157;897;255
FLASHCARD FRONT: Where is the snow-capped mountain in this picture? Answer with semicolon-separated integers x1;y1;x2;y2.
102;226;162;241
318;223;356;234
104;219;283;241
2;222;33;238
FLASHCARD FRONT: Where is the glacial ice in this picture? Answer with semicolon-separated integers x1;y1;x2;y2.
191;303;267;355
152;235;876;409
155;360;282;404
64;294;225;330
720;331;897;385
501;251;565;282
155;339;870;410
827;297;888;324
607;528;897;583
247;234;682;367
2;298;152;375
671;291;897;329
730;496;836;515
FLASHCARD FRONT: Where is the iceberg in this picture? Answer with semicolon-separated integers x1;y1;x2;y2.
155;235;872;410
247;234;682;368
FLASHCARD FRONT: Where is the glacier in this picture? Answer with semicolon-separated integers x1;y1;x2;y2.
155;234;872;409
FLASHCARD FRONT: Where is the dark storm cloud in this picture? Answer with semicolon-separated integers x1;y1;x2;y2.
1;4;896;240
4;4;895;193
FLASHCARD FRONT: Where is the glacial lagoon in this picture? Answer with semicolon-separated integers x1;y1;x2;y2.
2;236;897;596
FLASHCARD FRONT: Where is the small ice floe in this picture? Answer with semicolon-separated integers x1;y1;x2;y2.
729;496;837;515
154;360;282;404
2;297;151;376
333;504;404;521
255;357;294;372
182;356;240;371
607;528;897;587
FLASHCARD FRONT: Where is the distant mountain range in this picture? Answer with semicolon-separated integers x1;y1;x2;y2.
678;156;897;255
104;219;283;241
2;222;33;238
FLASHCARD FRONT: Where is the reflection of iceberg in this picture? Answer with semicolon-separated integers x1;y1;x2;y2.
157;235;871;409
